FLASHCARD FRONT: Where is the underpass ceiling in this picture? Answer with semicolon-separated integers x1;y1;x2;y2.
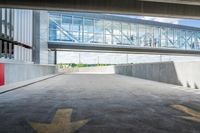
1;0;200;19
139;0;200;6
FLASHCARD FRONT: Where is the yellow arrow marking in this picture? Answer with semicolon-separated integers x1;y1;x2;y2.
171;104;200;122
29;109;89;133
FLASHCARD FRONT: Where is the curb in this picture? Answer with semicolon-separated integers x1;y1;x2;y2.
0;73;63;95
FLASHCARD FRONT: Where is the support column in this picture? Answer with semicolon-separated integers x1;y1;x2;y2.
32;11;40;64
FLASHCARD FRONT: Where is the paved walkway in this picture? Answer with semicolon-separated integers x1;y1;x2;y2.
0;74;200;133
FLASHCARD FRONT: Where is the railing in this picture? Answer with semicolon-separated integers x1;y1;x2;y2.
0;34;32;61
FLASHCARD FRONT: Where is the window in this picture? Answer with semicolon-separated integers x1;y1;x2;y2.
73;17;83;32
84;18;94;33
94;19;104;34
61;15;72;31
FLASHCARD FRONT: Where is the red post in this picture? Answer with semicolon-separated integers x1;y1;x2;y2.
0;63;4;86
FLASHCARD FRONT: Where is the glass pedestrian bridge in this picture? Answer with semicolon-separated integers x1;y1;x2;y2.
48;12;200;55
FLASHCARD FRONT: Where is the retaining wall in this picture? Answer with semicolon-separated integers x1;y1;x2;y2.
115;61;200;89
3;63;57;84
62;66;115;74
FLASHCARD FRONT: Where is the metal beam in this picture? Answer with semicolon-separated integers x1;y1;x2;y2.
48;42;200;56
1;0;200;19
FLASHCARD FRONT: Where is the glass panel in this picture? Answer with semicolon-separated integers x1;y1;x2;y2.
104;21;112;34
113;21;121;35
94;19;104;33
161;27;167;47
167;28;175;48
179;30;186;49
173;29;179;48
62;15;72;24
72;32;82;42
49;19;57;29
196;33;200;50
94;33;103;43
113;35;121;45
122;23;130;36
122;23;131;45
145;26;153;47
122;36;130;45
61;15;72;31
49;29;61;41
105;34;112;44
153;27;161;48
74;17;82;25
49;14;61;25
139;25;145;46
186;31;193;50
130;24;138;46
73;17;83;32
60;33;73;42
49;29;57;41
190;32;198;50
84;33;93;43
84;18;94;33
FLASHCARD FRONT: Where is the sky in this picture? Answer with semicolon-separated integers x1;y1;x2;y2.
57;52;200;64
133;16;200;28
178;19;200;28
112;14;200;28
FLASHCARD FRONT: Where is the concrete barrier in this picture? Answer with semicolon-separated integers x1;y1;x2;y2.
4;63;57;84
115;61;200;89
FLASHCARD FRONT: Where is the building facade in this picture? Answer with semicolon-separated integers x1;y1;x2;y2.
0;8;57;86
0;8;55;64
0;8;32;62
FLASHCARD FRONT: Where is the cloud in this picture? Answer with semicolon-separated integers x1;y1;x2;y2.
111;14;182;24
138;16;181;24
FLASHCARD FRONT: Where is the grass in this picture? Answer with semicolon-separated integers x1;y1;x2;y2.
58;63;111;69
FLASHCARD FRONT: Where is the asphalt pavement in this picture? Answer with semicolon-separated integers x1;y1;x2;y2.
0;74;200;133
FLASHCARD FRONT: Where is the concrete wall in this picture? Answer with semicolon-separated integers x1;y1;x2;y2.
62;66;115;74
115;61;200;89
32;11;40;64
4;63;57;84
39;11;49;64
32;10;55;64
